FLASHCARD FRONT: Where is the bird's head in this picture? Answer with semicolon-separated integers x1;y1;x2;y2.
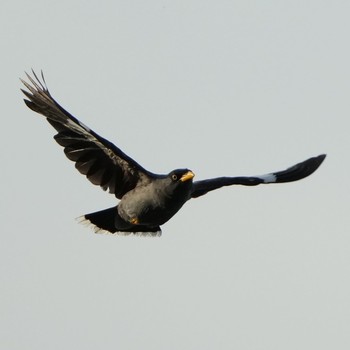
168;169;195;183
161;169;195;196
160;169;195;199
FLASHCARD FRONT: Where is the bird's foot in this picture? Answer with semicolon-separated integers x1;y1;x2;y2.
130;217;139;225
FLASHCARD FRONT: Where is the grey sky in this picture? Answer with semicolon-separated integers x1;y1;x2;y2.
1;1;349;349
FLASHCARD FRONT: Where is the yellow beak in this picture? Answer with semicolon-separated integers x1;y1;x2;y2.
180;171;195;182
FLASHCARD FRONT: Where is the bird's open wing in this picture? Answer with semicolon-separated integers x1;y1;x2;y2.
191;154;326;198
21;71;155;199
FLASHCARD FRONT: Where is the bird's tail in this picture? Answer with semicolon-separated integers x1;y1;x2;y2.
79;206;120;233
77;206;162;237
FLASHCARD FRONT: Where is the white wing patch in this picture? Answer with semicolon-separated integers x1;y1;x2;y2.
258;173;277;183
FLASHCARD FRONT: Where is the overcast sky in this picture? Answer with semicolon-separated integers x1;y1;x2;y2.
1;1;349;349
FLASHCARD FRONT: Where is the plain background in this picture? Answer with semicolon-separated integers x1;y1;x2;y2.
1;1;349;349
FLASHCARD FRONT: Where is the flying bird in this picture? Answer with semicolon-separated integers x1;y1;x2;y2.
21;71;326;237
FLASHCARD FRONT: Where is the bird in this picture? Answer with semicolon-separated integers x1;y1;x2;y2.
21;70;326;237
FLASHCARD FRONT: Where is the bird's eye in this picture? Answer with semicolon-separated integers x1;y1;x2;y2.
172;174;178;181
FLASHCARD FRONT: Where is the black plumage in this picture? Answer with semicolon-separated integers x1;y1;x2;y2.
21;71;326;236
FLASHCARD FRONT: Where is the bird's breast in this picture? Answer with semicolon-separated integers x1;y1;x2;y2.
118;184;191;226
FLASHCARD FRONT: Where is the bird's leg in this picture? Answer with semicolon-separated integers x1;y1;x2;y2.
130;217;139;225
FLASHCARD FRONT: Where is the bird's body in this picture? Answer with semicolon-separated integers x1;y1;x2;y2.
21;71;326;236
117;170;193;226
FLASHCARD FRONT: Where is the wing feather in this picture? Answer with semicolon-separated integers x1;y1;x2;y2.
191;154;326;198
21;70;155;198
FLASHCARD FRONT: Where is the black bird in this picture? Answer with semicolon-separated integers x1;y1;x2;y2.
21;71;326;237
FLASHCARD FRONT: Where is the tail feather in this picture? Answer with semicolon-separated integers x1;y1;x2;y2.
78;206;162;237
